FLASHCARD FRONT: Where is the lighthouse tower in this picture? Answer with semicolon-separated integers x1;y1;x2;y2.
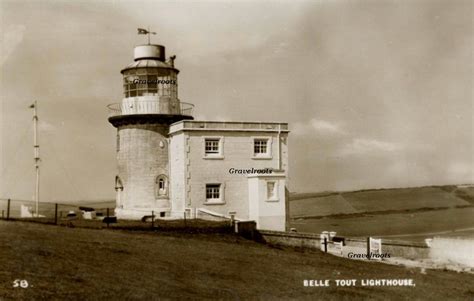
108;43;194;219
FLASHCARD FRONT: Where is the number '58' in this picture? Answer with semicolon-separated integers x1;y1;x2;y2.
13;279;28;288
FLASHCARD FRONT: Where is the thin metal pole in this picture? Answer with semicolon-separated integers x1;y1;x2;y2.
151;210;154;229
324;237;327;253
32;101;40;217
183;211;187;228
107;208;110;228
35;167;39;217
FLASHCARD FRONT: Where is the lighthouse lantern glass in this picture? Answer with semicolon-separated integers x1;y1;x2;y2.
123;68;178;98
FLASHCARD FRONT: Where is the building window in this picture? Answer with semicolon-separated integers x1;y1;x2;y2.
158;178;165;190
206;184;220;199
203;137;224;159
266;181;278;201
254;138;269;156
205;139;220;154
156;175;168;198
206;184;224;203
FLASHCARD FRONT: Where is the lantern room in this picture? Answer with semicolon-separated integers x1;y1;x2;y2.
121;45;178;99
107;44;194;122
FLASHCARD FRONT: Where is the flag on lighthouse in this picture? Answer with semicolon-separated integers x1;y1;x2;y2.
137;28;156;35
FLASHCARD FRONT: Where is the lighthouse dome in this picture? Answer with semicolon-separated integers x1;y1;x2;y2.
121;59;178;74
134;44;165;61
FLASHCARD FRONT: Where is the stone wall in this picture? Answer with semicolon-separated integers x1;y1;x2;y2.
256;229;430;260
257;230;322;249
117;123;170;214
343;238;430;260
169;132;186;216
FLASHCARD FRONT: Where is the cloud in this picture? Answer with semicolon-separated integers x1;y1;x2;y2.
1;24;26;66
39;120;55;132
310;119;344;134
338;138;402;156
293;118;345;136
447;162;473;182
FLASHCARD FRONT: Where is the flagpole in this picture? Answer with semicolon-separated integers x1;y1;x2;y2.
32;101;40;217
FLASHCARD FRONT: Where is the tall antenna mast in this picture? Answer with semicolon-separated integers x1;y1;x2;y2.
31;101;40;216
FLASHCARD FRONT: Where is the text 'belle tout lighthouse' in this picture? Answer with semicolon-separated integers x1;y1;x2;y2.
108;30;290;231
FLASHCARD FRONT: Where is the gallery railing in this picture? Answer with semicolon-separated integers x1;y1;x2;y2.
107;101;194;117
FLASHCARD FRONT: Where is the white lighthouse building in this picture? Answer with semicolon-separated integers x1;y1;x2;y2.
108;41;290;231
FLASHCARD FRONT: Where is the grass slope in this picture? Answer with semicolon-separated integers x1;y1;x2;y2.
290;185;471;218
1;221;474;300
291;195;359;218
291;207;474;239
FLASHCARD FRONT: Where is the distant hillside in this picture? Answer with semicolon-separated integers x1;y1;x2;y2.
290;185;474;218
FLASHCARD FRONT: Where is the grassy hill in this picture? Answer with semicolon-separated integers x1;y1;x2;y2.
290;185;474;219
1;220;473;300
289;185;474;239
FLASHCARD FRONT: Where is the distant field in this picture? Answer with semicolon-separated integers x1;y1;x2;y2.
290;186;472;218
341;187;467;212
291;207;474;242
290;185;474;241
291;194;359;217
1;221;474;300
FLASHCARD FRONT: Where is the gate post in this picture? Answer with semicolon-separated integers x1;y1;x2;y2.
54;204;58;225
7;199;11;220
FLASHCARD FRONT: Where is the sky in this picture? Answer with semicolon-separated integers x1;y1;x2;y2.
0;0;472;202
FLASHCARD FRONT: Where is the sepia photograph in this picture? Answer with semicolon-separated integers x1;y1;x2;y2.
0;0;473;300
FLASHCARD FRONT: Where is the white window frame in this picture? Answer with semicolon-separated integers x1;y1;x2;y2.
266;180;279;202
205;183;225;204
156;175;168;198
203;136;224;159
252;136;272;159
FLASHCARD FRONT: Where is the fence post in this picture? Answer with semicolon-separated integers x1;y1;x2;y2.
367;237;371;260
1;210;4;219
54;203;58;225
151;210;154;229
7;199;11;220
324;237;328;253
106;208;110;228
183;211;187;228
